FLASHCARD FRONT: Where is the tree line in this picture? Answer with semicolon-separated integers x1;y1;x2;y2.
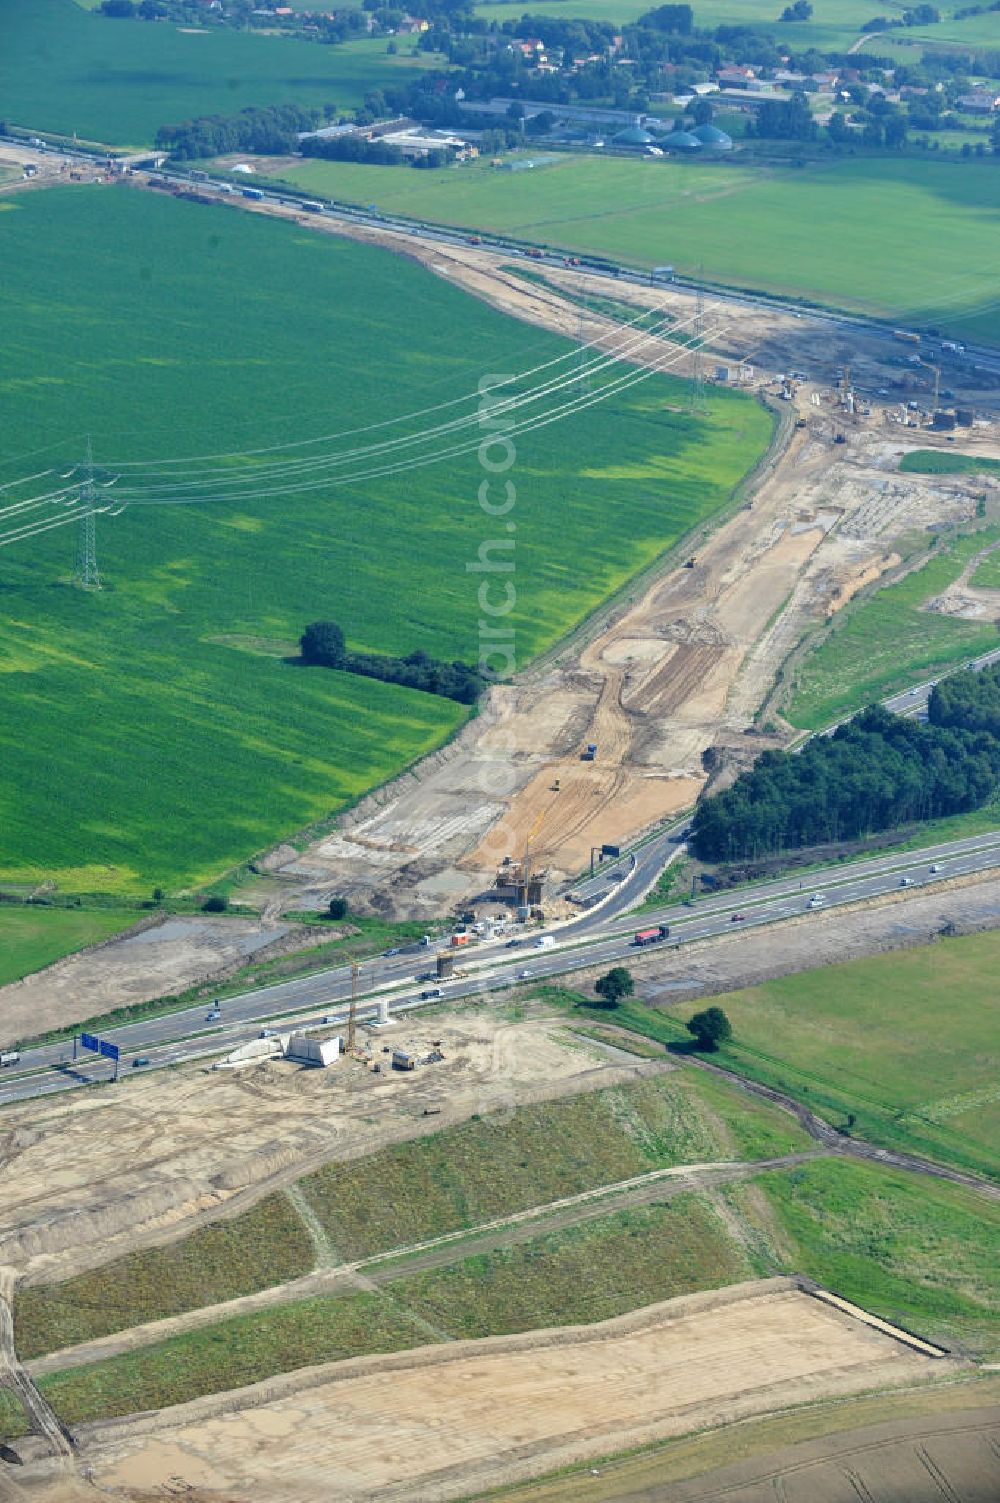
300;621;485;704
691;696;1000;863
930;660;1000;739
155;105;325;161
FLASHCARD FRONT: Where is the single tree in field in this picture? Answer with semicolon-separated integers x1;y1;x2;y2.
300;620;346;668
686;1006;732;1051
327;896;349;920
594;966;635;1008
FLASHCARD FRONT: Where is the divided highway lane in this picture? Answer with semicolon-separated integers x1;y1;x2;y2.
884;645;1000;721
3;830;999;1107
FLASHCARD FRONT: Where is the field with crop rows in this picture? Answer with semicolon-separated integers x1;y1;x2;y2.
0;186;767;894
787;527;1000;730
278;153;1000;344
1;0;438;145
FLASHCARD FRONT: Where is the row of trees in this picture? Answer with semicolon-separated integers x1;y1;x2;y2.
156;105;324;161
300;622;485;705
691;702;1000;863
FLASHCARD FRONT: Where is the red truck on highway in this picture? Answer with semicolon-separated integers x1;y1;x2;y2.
634;925;670;947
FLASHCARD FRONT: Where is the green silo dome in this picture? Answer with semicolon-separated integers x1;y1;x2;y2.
613;126;656;147
692;124;733;150
666;130;702;151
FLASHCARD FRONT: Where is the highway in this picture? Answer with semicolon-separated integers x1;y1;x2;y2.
3;828;999;1107
8;136;999;383
883;645;1000;720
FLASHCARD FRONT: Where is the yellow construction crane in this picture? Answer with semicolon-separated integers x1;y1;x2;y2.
347;961;360;1055
917;358;941;410
521;808;546;907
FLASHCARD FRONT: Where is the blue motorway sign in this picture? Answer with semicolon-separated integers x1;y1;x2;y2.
80;1032;100;1054
99;1039;120;1062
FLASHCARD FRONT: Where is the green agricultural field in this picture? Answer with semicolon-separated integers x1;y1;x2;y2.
0;0;439;146
14;1193;314;1361
900;450;1000;477
37;1193;752;1424
685;928;1000;1180
0;187;767;895
787;528;1000;730
276;153;1000;344
0;905;136;987
971;551;1000;588
395;1196;754;1338
747;1159;1000;1357
0;1388;28;1443
298;1071;808;1261
475;0;879;48
905;11;1000;47
37;1289;432;1426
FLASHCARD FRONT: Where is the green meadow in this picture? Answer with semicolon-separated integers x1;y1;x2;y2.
0;186;768;894
277;153;1000;344
0;0;437;146
900;450;1000;477
0;906;136;987
751;1160;1000;1357
706;929;1000;1180
787;527;1000;730
475;0;880;47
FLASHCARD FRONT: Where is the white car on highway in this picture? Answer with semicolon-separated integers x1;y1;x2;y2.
808;894;824;908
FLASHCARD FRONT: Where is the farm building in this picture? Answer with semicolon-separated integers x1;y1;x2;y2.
379;128;476;159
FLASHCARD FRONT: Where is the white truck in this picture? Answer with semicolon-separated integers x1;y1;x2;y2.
533;935;555;949
0;1050;21;1068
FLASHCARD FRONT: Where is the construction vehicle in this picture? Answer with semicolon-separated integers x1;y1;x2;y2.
0;1051;21;1068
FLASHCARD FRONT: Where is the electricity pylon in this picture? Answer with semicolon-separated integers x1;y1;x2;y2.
75;438;101;590
688;282;707;415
